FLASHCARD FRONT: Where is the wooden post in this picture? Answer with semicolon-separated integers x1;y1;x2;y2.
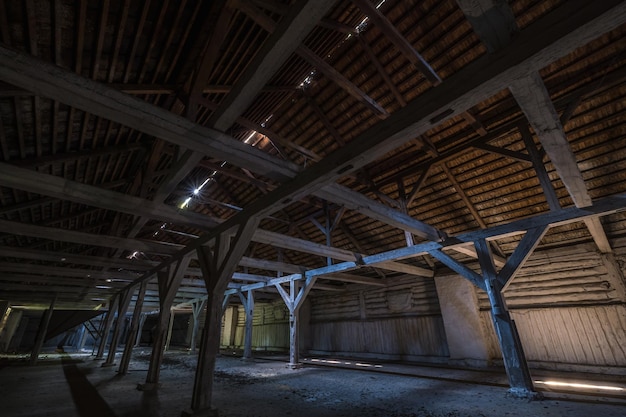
239;290;255;360
275;273;318;369
103;287;133;367
76;324;88;351
165;310;175;351
118;281;147;374
95;295;118;359
135;313;147;347
184;217;258;416
29;296;56;365
189;299;206;354
139;254;192;390
474;238;537;398
0;301;9;333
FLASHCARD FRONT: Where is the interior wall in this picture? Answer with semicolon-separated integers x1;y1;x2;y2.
220;300;290;352
308;275;449;362
307;242;626;374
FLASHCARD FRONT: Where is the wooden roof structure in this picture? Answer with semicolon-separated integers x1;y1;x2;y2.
0;0;625;311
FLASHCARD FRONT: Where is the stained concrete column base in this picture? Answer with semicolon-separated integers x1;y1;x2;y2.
181;407;219;417
287;362;302;370
506;388;543;401
241;357;255;362
101;362;116;368
136;382;161;391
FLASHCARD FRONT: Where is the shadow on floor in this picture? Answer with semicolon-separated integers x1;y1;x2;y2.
61;354;117;417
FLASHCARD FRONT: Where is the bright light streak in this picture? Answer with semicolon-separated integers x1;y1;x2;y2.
180;196;192;209
534;380;625;392
95;285;111;289
243;131;257;144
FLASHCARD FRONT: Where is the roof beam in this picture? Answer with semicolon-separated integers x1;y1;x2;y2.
0;245;155;270
0;47;300;182
509;71;612;253
208;0;339;130
455;0;518;52
353;0;441;84
0;162;220;230
0;219;180;256
233;0;389;117
314;183;444;242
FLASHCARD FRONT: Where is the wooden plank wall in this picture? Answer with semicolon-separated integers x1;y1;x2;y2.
308;275;449;361
479;242;626;373
228;301;290;351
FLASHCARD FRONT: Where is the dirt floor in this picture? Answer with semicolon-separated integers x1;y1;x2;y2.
1;348;625;417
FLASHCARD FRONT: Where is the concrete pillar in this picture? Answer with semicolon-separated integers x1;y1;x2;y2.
0;309;22;352
434;274;493;367
29;297;56;365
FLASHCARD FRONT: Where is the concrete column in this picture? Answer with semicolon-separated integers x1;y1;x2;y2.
434;274;493;367
29;297;56;365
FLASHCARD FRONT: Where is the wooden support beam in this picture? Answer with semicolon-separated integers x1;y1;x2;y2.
0;246;155;271
103;286;133;366
456;0;518;52
118;281;147;374
140;254;192;390
233;0;389;118
28;295;56;366
125;0;625;306
510;71;612;253
0;262;139;282
519;124;560;211
0;163;220;231
189;298;206;354
0;219;180;256
303;191;626;286
353;0;441;84
314;184;444;242
239;290;255;360
254;228;433;277
0;47;299;182
95;296;118;359
499;226;549;290
209;0;338;130
474;238;536;398
188;217;259;414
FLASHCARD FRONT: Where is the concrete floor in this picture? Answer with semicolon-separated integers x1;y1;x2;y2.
1;348;625;417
